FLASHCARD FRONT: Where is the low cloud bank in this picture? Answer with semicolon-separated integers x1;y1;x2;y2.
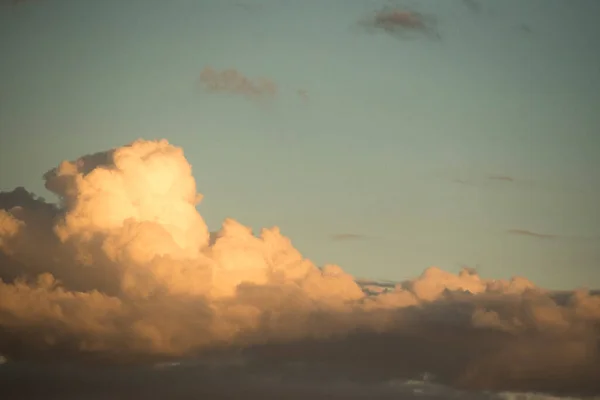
0;139;598;397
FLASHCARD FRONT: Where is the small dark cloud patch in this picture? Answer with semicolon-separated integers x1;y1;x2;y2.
198;66;278;99
355;6;441;41
297;89;309;104
516;23;533;35
330;233;367;242
459;264;482;276
507;229;556;240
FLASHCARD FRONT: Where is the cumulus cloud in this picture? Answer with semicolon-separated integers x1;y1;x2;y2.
0;139;599;398
198;66;277;99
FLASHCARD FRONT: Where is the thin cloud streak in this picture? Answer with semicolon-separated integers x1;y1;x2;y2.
507;229;556;239
488;175;514;182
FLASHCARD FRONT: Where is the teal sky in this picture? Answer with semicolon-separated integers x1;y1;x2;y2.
1;0;599;290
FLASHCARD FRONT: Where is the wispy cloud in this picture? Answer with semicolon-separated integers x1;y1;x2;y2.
452;178;476;186
488;175;514;182
198;66;278;99
507;229;556;239
330;233;367;242
450;174;533;188
462;0;482;13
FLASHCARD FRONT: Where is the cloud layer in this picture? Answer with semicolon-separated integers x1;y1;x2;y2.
0;139;599;398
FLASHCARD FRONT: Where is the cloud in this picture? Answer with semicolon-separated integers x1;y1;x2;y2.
453;175;516;185
507;229;556;240
355;6;441;40
198;66;278;99
462;0;482;13
452;178;475;186
0;139;599;398
297;89;309;103
330;233;367;242
517;23;533;35
451;174;539;190
488;175;514;182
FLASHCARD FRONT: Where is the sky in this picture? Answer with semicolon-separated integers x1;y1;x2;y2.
2;2;600;398
1;0;600;290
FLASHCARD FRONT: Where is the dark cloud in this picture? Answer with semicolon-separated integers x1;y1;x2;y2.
239;293;600;397
0;359;527;400
198;66;278;99
355;6;441;40
2;287;599;399
507;229;556;240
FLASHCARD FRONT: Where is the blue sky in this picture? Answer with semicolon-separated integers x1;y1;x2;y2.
1;0;599;289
